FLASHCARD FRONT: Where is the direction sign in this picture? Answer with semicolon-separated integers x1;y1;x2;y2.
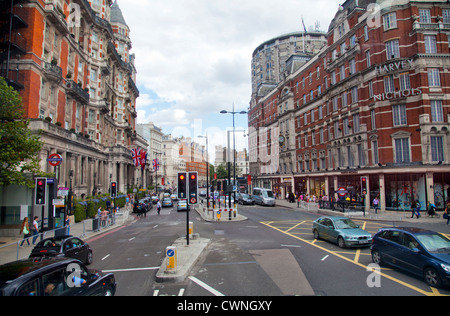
48;153;63;167
167;249;175;257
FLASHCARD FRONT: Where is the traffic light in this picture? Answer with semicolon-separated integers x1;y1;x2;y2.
188;172;198;205
35;178;47;205
361;176;368;195
178;172;187;199
111;181;117;198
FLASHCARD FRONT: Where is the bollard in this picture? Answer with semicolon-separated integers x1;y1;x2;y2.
217;210;221;221
165;246;177;273
189;221;193;237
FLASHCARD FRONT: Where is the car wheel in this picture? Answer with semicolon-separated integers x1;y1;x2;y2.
424;267;442;288
86;251;93;265
371;249;383;266
104;285;114;296
313;229;320;240
337;236;346;248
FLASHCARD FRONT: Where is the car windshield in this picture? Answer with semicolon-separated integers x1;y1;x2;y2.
36;238;63;249
416;233;450;253
262;191;274;198
242;194;250;198
334;219;358;229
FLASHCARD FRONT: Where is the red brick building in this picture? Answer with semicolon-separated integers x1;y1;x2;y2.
249;0;450;211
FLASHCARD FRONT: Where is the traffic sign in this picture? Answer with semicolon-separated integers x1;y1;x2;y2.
48;153;63;167
336;187;348;197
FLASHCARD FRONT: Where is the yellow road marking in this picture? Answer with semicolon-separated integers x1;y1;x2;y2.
261;221;439;296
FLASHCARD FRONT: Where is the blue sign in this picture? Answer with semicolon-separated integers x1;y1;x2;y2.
167;249;175;257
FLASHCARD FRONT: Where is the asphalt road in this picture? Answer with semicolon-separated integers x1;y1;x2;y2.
87;203;450;296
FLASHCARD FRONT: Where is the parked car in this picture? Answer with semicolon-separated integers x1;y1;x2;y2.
252;188;275;206
371;227;450;288
312;216;372;248
162;197;173;207
29;236;93;265
238;193;254;205
177;199;190;212
0;258;116;296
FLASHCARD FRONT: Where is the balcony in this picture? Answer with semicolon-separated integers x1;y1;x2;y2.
43;61;63;83
66;80;89;104
1;67;24;90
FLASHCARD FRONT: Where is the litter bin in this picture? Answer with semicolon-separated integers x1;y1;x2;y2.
93;217;100;232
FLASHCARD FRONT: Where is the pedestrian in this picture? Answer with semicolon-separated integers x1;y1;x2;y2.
31;216;39;245
427;201;436;217
373;196;379;214
411;200;420;219
65;215;70;235
19;217;30;247
443;203;450;225
157;200;161;215
101;208;108;227
415;200;421;218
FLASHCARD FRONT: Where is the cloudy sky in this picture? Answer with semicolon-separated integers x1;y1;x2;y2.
118;0;338;158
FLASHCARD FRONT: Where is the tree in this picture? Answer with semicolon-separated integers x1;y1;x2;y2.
0;77;44;188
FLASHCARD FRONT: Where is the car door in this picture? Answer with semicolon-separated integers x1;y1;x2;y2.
71;238;87;262
396;233;424;276
317;218;332;241
377;230;403;268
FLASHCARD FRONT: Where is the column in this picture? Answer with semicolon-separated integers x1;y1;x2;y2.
379;174;386;212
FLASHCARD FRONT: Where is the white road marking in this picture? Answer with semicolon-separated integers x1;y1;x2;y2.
321;255;329;261
188;276;225;296
101;254;110;261
102;267;159;273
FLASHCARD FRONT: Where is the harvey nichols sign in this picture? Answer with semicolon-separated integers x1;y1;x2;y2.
373;57;422;101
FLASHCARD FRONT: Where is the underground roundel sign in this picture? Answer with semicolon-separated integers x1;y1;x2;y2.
48;153;63;167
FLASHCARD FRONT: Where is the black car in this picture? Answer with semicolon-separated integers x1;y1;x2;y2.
29;236;93;265
0;258;116;296
237;193;255;205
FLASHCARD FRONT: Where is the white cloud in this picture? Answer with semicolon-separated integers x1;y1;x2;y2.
120;0;338;147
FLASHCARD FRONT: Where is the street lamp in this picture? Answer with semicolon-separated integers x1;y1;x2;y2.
220;104;247;207
198;134;209;208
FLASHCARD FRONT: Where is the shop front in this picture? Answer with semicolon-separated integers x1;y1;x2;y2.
385;173;426;211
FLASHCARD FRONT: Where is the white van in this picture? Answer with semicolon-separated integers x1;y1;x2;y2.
252;188;275;206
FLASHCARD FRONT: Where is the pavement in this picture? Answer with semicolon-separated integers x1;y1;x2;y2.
274;198;449;224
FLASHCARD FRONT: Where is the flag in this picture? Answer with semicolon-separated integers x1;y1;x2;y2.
152;159;159;172
131;148;141;167
140;150;147;170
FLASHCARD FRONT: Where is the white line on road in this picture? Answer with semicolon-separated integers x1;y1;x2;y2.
188;276;225;296
101;254;110;261
153;290;159;296
281;244;302;248
321;255;329;261
102;267;160;273
178;288;185;296
129;237;136;241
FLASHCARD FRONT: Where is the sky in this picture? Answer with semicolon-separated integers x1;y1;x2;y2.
118;0;338;160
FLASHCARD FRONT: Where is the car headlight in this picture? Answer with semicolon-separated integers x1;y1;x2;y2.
441;263;450;273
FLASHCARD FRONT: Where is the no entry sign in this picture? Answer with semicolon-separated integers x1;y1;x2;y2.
48;153;63;167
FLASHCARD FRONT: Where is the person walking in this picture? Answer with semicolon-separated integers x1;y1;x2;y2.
19;217;30;247
157;200;161;215
373;197;379;214
443;203;450;225
31;216;39;245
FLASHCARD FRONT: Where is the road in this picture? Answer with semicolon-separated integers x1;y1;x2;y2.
88;203;450;296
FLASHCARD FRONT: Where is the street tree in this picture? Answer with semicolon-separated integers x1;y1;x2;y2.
0;77;44;188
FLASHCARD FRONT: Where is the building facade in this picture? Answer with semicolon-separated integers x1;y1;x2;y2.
249;0;450;212
0;0;141;231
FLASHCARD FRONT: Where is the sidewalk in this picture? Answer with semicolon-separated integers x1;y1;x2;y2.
0;205;134;265
275;198;449;225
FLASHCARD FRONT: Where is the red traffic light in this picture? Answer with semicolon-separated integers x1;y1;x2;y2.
112;183;116;187
37;181;43;186
179;175;185;180
190;174;196;180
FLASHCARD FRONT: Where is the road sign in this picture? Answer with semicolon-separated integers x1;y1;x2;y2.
48;153;63;167
166;246;177;271
337;187;348;197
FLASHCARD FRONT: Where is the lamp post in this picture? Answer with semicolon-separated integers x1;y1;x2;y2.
198;134;209;208
220;104;247;207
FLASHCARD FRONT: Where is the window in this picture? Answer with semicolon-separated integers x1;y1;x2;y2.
372;140;379;165
424;35;437;54
384;75;395;93
310;109;315;122
419;9;431;23
430;100;443;122
395;138;410;163
383;12;397;30
340;65;345;80
319;128;324;143
386;39;400;59
351;86;358;103
353;113;360;132
428;68;441;87
364;25;369;41
342;91;348;107
365;50;371;67
343;117;350;136
368;81;374;98
399;72;411;90
444;9;450;23
393;104;407;126
350;59;356;74
430;136;444;162
358;144;365;166
371;109;376;130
